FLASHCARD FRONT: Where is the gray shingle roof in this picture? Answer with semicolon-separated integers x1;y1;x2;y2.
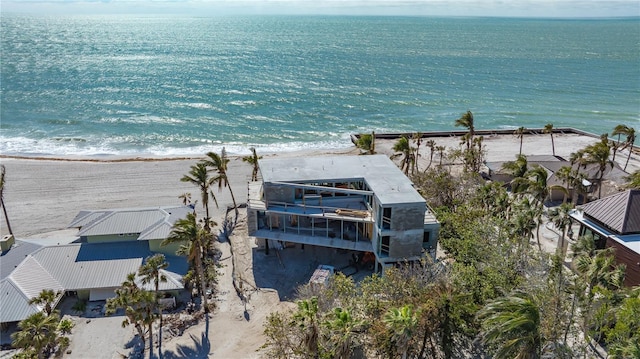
582;190;640;234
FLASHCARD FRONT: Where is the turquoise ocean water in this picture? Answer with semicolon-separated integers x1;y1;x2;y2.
1;15;639;157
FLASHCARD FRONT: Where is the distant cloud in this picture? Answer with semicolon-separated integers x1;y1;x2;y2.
2;0;639;17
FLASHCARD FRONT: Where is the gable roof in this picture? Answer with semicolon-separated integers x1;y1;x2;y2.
69;206;192;240
582;190;640;234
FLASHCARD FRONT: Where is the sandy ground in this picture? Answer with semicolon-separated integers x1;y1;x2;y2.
1;132;638;358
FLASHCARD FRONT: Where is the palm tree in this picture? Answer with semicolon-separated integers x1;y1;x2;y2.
242;147;262;182
163;212;211;313
178;192;193;206
584;140;614;198
181;163;215;231
625;170;640;189
139;254;168;359
436;146;446;167
323;307;364;359
515;126;527;156
105;272;155;357
622;127;636;171
478;291;543;359
412;132;423;173
0;164;14;236
543;123;556;156
392;136;415;176
424;140;436;169
205;148;238;217
11;311;61;359
454;110;475;150
611;124;630;162
383;305;418;359
547;203;574;259
293;297;320;358
29;289;62;316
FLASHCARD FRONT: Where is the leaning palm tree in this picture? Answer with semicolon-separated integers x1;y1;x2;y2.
384;305;418;359
181;163;215;231
139;254;168;359
29;289;62;317
242;147;262;182
478;291;543;359
543;123;555;156
515;126;527;156
205;148;238;217
163;212;211;313
0;165;14;236
454;110;475;150
622;127;636;171
584;140;614;198
611;124;630;162
391;136;415;176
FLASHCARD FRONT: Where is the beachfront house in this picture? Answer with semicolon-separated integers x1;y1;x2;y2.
247;155;440;272
569;189;640;287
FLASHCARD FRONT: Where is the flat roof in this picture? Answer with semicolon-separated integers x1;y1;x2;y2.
259;155;425;205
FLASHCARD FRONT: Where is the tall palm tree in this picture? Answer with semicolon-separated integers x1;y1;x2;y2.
555;166;573;203
205;148;238;217
478;291;543;359
412;132;423;173
543;123;556;156
242;147;262;182
163;212;211;313
11;311;60;359
391;136;415;176
28;289;62;316
323;307;364;359
0;165;14;236
139;254;168;359
454;110;474;150
611;124;630;162
547;202;574;259
622;127;636;171
181;163;215;231
584;140;614;198
384;305;418;359
293;297;320;358
436;145;446;167
424;139;436;169
515;126;527;156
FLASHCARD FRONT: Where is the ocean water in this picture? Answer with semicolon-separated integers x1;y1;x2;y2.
1;15;639;157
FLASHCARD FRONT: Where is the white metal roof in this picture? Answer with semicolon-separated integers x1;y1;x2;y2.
258;155;425;205
0;279;40;323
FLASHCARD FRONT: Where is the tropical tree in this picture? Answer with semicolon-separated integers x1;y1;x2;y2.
163;212;211;313
139;254;168;359
622;126;636;171
515;126;527;156
412;132;423;173
478;291;543;359
555;166;573;203
181;163;215;231
603;286;640;359
28;289;62;317
0;164;14;236
547;203;574;259
383;305;419;359
436;145;446;167
391;136;415;175
293;297;321;358
205;148;238;217
454;110;475;150
584;140;614;198
424;139;436;169
611;124;630;162
625;170;640;189
355;131;376;155
105;272;155;358
323;307;364;359
178;192;193;206
242;147;262;182
543;123;556;156
11;311;62;359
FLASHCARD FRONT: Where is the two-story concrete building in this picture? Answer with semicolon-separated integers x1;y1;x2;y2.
247;155;440;272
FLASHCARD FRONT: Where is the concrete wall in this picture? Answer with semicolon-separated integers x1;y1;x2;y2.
389;229;423;258
264;184;295;203
247;210;258;234
390;204;426;231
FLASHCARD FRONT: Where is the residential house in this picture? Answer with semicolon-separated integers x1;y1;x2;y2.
247;155;440;272
570;189;640;287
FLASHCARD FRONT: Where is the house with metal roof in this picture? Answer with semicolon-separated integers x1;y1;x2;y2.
0;241;187;326
247;155;440;271
68;205;193;255
570;189;640;287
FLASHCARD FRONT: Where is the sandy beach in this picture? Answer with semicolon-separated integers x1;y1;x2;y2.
1;131;638;358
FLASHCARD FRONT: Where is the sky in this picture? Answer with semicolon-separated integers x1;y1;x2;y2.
1;0;639;18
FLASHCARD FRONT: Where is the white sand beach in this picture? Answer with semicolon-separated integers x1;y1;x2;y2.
0;132;638;359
